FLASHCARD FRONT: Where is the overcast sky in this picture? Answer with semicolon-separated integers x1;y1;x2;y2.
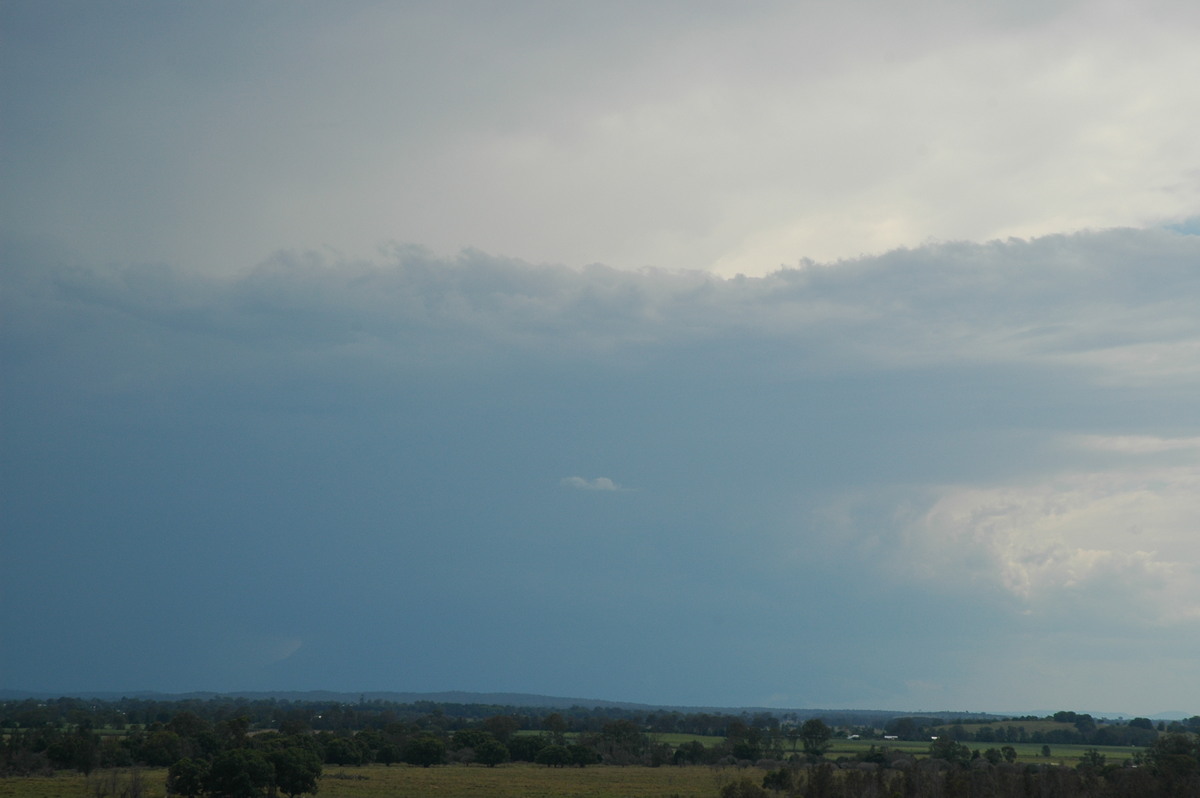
2;1;1199;716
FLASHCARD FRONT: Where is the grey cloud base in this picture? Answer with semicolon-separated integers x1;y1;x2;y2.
2;227;1199;714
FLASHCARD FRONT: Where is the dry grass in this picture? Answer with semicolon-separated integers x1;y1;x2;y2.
318;763;726;798
0;768;166;798
0;765;741;798
0;749;1142;798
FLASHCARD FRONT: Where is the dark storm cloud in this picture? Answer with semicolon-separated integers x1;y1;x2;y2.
3;228;1199;712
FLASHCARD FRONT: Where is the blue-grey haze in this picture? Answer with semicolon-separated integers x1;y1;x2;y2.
3;230;1199;714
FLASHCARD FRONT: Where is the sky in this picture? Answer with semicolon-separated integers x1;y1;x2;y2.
2;1;1199;717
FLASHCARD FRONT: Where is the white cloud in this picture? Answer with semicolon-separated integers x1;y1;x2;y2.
4;2;1199;276
897;457;1200;626
560;476;624;491
6;226;1200;392
1070;434;1200;455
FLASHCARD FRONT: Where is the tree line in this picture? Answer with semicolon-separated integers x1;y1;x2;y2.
881;711;1200;746
3;697;1199;798
0;695;990;737
727;733;1200;798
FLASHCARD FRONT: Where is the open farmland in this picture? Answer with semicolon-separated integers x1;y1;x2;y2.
0;764;732;798
318;763;726;798
0;748;1149;798
825;738;1138;766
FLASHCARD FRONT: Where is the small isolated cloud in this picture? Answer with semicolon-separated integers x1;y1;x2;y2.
1070;434;1200;455
560;476;623;491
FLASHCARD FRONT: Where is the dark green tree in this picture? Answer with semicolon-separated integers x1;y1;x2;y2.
1146;731;1200;796
271;746;322;798
166;711;211;740
505;734;548;762
1077;748;1106;772
673;740;710;765
598;719;648;763
474;738;509;767
141;730;184;767
205;748;274;798
542;713;567;744
806;763;836;798
322;736;364;766
450;729;491;751
376;742;402;766
47;727;99;774
98;736;134;768
534;744;572;767
884;717;918;740
929;737;972;767
568;743;598;767
403;735;445;768
166;757;208;798
218;716;252;749
481;715;520;743
731;738;762;761
800;719;832;760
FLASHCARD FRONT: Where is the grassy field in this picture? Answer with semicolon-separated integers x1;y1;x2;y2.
0;764;732;798
928;720;1080;737
0;744;1143;798
636;733;1139;767
0;768;166;798
648;733;729;746
319;763;729;798
825;738;1137;766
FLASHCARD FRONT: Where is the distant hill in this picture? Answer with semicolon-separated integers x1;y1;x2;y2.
187;690;654;710
22;688;1184;724
0;688;654;709
0;688;1004;723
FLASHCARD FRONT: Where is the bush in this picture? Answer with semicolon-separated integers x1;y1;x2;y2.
719;777;768;798
761;767;793;792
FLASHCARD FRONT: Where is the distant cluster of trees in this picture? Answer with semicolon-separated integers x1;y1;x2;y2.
1;712;321;798
0;696;840;787
0;695;937;738
731;733;1200;798
882;710;1200;747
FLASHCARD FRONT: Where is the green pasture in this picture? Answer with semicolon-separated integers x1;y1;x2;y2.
516;730;726;746
826;738;1137;766
635;732;1139;767
649;732;728;746
928;720;1079;736
642;730;1139;767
